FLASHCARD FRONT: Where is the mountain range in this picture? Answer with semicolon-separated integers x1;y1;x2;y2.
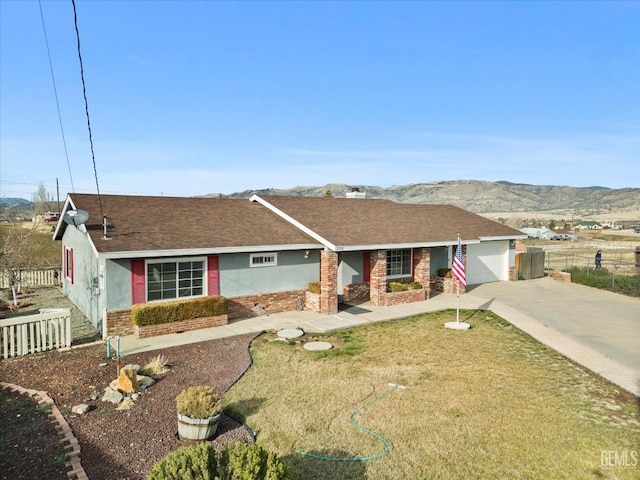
3;181;638;221
209;180;639;220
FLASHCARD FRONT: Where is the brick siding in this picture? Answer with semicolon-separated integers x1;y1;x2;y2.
343;282;370;303
105;309;134;337
227;290;306;319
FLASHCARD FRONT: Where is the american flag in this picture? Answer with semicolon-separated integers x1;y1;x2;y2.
452;237;466;287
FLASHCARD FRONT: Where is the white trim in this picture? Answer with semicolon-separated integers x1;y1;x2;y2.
250;252;277;267
145;256;207;303
250;195;338;250
97;243;320;260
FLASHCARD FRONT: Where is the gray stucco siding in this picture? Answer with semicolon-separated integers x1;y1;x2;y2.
219;250;319;297
61;225;103;331
430;246;449;274
104;259;133;311
338;252;364;291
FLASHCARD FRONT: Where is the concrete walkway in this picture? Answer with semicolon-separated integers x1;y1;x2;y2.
120;278;640;397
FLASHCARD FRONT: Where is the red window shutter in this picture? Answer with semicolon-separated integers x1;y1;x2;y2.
363;251;371;282
207;256;220;295
412;248;417;277
131;259;146;305
70;248;74;284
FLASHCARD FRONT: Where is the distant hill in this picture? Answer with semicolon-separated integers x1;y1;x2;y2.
205;180;640;219
0;198;34;213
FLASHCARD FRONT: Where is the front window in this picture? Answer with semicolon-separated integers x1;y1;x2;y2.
147;259;204;301
387;249;411;278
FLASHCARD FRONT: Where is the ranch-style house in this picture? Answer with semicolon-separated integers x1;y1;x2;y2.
53;193;525;338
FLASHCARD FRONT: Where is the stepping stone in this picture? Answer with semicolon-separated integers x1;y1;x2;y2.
277;328;304;339
304;341;333;351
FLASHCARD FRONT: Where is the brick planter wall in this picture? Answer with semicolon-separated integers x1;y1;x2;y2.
384;288;428;306
134;314;228;338
227;290;306;319
343;282;370;303
430;275;466;294
304;291;321;312
106;309;134;338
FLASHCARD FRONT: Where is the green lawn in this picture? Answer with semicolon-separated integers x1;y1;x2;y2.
223;310;639;480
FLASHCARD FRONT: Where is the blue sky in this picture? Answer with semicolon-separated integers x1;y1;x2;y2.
1;1;638;201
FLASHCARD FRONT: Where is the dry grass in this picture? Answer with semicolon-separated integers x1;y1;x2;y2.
224;310;639;480
139;354;171;376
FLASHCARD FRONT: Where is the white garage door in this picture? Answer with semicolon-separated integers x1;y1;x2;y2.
466;241;508;285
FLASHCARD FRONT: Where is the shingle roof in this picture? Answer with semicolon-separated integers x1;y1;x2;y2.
59;194;320;254
56;193;524;256
253;195;523;248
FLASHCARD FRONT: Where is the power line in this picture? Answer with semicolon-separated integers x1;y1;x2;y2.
71;0;104;219
38;0;75;194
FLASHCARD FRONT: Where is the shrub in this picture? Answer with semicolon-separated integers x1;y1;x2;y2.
131;296;227;326
148;442;217;480
307;282;321;294
388;282;409;292
217;442;289;480
567;267;640;297
437;268;452;278
176;386;222;419
409;281;422;290
148;442;289;480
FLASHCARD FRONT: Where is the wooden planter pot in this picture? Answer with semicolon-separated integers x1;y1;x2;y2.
177;412;222;441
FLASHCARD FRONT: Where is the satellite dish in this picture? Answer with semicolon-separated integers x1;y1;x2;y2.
63;209;90;226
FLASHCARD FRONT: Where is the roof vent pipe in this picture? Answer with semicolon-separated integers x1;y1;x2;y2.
102;215;111;240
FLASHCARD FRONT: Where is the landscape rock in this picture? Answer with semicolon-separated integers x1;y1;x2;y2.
102;386;124;404
117;367;142;394
137;375;155;391
72;403;90;415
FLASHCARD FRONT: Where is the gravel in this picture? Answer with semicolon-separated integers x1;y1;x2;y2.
0;288;257;480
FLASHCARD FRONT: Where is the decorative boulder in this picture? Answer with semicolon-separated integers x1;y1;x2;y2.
117;368;141;394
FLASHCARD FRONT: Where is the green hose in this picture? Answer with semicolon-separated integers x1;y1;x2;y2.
294;384;398;462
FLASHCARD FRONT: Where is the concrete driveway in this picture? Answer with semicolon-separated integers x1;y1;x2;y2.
460;278;639;396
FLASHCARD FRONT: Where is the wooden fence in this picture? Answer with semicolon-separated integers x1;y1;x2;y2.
0;309;71;359
0;266;61;289
516;248;546;280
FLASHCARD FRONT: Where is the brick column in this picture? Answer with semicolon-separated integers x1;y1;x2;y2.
369;250;387;307
320;249;338;314
413;248;430;286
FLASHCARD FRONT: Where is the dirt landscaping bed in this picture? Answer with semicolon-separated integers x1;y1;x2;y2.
0;334;257;480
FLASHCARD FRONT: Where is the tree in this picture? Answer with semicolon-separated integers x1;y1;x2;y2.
324;189;333;197
549;220;556;230
0;212;38;305
31;183;56;216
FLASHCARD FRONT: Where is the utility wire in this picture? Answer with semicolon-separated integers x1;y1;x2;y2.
71;0;104;219
38;0;75;194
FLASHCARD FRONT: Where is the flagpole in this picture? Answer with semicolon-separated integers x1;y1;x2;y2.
456;278;460;324
445;234;470;330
